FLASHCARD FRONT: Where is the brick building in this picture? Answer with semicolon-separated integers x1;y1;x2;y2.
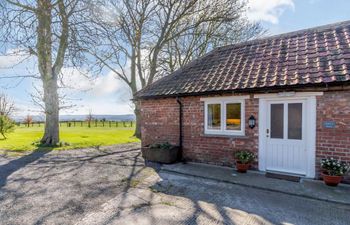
136;21;350;180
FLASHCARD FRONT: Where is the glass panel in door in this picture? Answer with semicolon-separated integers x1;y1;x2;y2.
288;103;303;140
270;104;284;139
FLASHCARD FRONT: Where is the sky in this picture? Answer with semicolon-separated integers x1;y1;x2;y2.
1;0;350;117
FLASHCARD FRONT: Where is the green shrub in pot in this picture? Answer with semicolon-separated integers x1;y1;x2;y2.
320;158;349;186
234;150;255;173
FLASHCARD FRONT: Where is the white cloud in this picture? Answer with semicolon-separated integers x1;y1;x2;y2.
60;67;121;96
91;71;122;96
58;67;133;115
0;48;30;68
246;0;295;24
11;98;43;118
61;98;133;115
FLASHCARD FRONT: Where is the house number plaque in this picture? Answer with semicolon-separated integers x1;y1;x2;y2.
323;121;336;128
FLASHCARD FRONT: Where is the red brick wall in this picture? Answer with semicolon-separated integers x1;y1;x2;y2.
140;94;260;168
140;98;180;146
316;91;350;180
140;91;350;179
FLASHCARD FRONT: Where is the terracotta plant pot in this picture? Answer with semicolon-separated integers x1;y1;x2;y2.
236;162;250;173
322;172;343;186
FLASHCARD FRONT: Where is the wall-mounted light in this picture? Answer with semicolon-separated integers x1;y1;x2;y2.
248;115;256;129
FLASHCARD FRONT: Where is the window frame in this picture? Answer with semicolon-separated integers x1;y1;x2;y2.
203;96;247;136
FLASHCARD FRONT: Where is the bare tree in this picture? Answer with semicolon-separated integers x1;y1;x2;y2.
86;109;94;128
0;93;16;117
161;19;264;75
0;0;96;145
24;114;33;127
90;0;264;137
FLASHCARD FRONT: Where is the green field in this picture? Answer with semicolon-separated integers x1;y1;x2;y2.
0;122;139;152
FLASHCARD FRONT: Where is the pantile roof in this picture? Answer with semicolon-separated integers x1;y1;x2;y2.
136;20;350;99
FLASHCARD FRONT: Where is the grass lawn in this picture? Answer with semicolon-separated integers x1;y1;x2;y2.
0;123;139;152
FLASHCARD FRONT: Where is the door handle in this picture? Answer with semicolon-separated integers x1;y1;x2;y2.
266;129;269;137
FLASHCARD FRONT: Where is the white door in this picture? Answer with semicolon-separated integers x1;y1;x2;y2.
265;100;307;175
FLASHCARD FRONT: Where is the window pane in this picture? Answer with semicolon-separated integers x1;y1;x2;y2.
226;103;241;131
288;103;302;140
271;104;284;139
207;104;221;130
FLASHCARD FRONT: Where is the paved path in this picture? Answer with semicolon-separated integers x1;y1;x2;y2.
162;163;350;205
76;171;350;225
1;146;349;225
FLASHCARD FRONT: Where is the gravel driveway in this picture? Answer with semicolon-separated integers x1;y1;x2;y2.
0;143;152;225
1;144;349;225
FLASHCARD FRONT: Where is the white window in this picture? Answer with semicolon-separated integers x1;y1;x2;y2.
202;96;247;136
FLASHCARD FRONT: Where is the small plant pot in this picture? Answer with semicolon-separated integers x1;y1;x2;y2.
322;173;343;186
236;162;250;173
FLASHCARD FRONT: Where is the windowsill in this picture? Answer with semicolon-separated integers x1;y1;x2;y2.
202;133;248;138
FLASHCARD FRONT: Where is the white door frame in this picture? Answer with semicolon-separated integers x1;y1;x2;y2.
256;92;322;178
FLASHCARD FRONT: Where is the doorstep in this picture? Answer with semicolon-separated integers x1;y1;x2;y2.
161;162;350;206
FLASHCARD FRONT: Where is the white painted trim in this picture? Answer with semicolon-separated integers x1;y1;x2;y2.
306;96;317;178
200;95;249;102
254;92;323;99
203;98;245;136
258;94;317;178
258;98;267;172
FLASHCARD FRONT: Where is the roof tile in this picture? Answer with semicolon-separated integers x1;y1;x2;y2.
137;21;350;98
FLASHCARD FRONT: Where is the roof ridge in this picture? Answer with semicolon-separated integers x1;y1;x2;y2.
217;19;350;51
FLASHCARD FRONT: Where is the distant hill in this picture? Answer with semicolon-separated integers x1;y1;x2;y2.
12;114;135;122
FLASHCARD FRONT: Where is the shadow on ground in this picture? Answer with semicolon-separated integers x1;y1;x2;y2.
0;147;53;189
2;149;349;225
0;143;150;225
83;160;350;225
144;170;350;225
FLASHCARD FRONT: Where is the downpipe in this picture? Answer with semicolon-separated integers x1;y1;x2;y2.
176;97;184;162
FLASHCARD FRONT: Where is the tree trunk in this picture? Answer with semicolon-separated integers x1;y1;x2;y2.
41;78;60;145
133;100;141;138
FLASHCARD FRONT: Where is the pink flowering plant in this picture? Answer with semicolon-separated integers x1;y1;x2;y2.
321;158;350;176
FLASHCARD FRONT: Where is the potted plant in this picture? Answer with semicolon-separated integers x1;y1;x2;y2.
321;158;349;186
234;150;255;173
141;142;179;164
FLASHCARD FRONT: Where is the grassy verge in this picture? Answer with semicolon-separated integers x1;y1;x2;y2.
0;125;139;152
